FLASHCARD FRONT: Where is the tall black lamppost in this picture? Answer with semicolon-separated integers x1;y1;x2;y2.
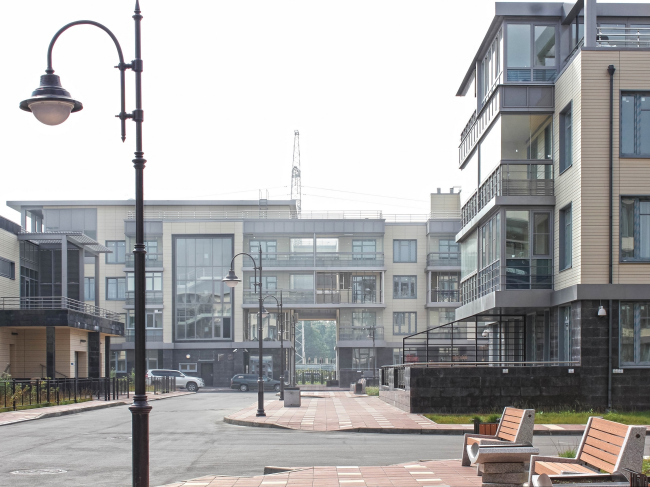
19;3;150;486
262;292;285;400
223;246;267;416
364;325;377;380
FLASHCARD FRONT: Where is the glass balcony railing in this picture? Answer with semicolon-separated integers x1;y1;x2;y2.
249;252;384;267
339;326;384;341
125;329;164;342
242;288;382;305
429;289;460;303
427;252;461;267
125;253;164;268
125;291;164;306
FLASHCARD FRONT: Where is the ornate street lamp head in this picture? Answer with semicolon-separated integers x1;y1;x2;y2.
222;269;241;288
20;73;83;126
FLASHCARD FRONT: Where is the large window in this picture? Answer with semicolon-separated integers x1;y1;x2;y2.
431;273;459;302
505;210;552;289
393;276;416;299
620;302;650;366
506;23;556;82
393;240;417;263
111;351;127;373
250;239;277;259
249;276;277;291
393;312;417;335
621;197;650;261
480;29;503;103
84;277;95;301
621;93;650;157
106;277;126;300
559;205;572;270
174;236;233;341
560;104;573;172
0;257;15;280
289;238;339;252
106;241;126;264
290;274;314;289
461;230;478;280
352;311;376;328
352;276;376;303
352;348;375;369
501;115;553;160
352;240;376;260
439;239;459;258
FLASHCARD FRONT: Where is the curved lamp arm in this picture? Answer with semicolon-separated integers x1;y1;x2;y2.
45;20;128;141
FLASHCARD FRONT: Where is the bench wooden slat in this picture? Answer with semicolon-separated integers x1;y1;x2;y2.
503;408;525;418
585;435;623;456
582;444;619;466
497;431;516;441
501;419;520;429
535;462;594;476
499;424;519;436
587;428;626;447
579;451;616;474
590;418;629;438
503;412;524;423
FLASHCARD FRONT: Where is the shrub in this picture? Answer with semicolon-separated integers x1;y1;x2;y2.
365;386;379;396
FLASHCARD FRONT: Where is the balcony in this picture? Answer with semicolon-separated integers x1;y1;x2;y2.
248;252;384;268
339;326;384;341
0;296;122;321
462;164;554;227
596;27;650;48
427;252;460;267
125;253;164;268
125;328;164;342
429;289;460;304
242;288;382;306
125;291;164;306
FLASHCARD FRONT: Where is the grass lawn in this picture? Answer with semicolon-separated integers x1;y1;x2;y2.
424;410;650;425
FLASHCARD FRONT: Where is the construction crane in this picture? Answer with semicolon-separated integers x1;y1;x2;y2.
290;130;302;215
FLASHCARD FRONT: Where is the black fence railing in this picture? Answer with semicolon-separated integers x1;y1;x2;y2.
0;376;175;411
295;368;337;385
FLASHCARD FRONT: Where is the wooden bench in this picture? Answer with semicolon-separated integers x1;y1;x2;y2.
528;417;646;487
461;407;535;466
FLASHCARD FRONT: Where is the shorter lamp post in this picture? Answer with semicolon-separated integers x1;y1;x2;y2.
364;325;377;380
262;292;285;400
223;246;266;417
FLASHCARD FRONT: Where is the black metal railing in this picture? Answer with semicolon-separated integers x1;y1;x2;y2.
0;297;123;321
125;290;163;305
0;376;176;411
295;368;337;385
338;326;385;341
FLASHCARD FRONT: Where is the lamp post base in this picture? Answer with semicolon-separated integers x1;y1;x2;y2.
279;374;285;400
129;395;152;487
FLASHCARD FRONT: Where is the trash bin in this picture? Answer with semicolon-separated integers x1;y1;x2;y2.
284;387;301;407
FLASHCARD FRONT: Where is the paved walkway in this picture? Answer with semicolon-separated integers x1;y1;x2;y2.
0;390;193;426
225;391;586;435
159;459;482;487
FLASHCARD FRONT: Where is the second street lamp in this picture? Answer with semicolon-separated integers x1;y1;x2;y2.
262;292;285;400
223;246;266;416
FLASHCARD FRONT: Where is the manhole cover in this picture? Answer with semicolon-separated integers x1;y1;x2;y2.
11;469;67;475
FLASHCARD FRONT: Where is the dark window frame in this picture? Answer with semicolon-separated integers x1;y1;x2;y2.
620;92;650;158
0;257;15;280
393;311;417;336
84;277;95;301
619;301;650;367
393;239;417;263
106;277;126;300
559;102;573;173
105;240;126;264
559;204;572;271
393;275;417;299
620;196;650;262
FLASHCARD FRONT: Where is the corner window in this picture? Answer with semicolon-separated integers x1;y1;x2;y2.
621;93;650;157
106;241;126;264
506;23;556;82
620;197;650;261
0;258;15;280
393;312;417;335
393;276;417;299
620;302;650;366
393;240;417;263
559;104;573;172
559;205;572;270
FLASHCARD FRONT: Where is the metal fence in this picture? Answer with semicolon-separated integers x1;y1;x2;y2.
0;296;123;321
0;376;175;411
295;368;337;385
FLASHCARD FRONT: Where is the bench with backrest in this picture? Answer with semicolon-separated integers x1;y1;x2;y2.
461;407;536;466
528;417;646;487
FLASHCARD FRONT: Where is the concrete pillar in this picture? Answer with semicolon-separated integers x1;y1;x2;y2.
94;255;100;309
78;248;85;302
88;332;100;378
46;327;55;379
21;209;27;230
104;337;111;377
61;236;68;299
584;0;597;48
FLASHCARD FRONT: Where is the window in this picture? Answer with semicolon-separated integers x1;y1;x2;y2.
393;240;416;263
431;273;459;302
249;276;277;291
506;24;556;82
621;197;650;261
392;348;403;365
144;240;159;260
461;230;478;280
559;306;572;362
290;238;313;252
107;277;126;300
560;104;573;172
180;363;197;374
559;205;572;270
290;274;313;289
126;272;162;292
250;240;277;259
393;312;417;335
501;115;553;160
352;348;375;369
620;302;650;366
352;311;376;328
146;350;158;370
621;93;650;157
352;275;376;303
393;276;416;299
0;258;15;280
84;277;95;301
106;241;126;264
533;213;550;256
112;351;127;373
352;240;376;259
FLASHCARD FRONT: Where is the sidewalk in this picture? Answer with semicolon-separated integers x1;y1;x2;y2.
159;459;483;487
0;390;193;426
224;391;586;435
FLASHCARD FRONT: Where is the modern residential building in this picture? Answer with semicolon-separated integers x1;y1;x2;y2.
382;0;650;412
3;192;460;386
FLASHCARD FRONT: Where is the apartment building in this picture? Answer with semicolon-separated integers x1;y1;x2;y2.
2;193;460;386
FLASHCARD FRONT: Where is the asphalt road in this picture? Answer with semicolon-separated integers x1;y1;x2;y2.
1;391;649;487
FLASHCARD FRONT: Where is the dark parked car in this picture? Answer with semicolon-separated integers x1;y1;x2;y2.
231;374;280;392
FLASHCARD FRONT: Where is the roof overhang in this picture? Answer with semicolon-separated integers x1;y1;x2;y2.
18;231;112;255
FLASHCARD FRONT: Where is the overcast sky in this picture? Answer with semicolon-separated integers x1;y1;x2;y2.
1;0;645;223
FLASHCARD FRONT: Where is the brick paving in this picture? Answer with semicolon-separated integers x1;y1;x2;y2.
158;459;483;487
0;390;193;426
225;391;588;435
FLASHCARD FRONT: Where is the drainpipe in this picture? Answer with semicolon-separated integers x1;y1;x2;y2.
607;64;616;410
